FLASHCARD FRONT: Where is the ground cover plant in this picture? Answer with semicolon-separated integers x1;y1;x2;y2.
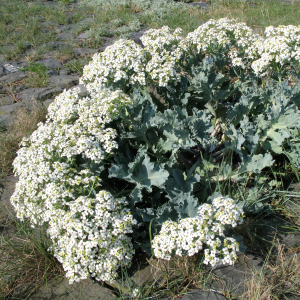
1;0;300;299
10;16;300;289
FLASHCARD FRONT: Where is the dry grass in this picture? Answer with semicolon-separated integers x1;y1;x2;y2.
0;101;48;181
112;254;220;299
0;219;63;299
242;241;300;300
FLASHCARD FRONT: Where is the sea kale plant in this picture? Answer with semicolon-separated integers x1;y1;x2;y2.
11;19;300;284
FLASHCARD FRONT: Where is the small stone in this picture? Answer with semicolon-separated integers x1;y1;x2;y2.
0;96;14;106
178;289;227;300
70;84;88;97
35;58;63;70
0;102;26;126
49;75;79;89
0;72;27;86
3;63;19;73
73;47;98;56
17;87;64;103
188;2;210;10
59;32;75;41
76;31;90;39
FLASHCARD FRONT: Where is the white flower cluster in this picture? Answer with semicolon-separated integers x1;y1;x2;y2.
80;39;148;92
183;18;263;65
251;25;300;75
11;87;135;283
152;196;244;267
141;26;184;86
80;18;300;90
48;192;136;283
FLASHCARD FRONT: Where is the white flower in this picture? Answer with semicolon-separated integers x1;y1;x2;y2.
152;196;244;267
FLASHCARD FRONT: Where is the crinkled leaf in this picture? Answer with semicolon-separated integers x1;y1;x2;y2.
166;170;200;204
175;194;199;218
240;153;274;173
131;154;169;192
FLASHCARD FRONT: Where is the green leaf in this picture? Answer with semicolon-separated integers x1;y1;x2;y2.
156;203;178;224
131;154;169;192
240;153;274;173
262;140;283;154
166;170;200;203
175;194;199;218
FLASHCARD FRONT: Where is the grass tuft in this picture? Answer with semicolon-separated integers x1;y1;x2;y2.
0;217;63;299
0;101;48;181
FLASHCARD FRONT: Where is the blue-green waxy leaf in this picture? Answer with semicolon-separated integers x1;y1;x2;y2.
135;207;155;223
156;203;178;224
131;154;169;192
155;138;173;153
130;186;143;204
166;170;200;204
262;140;283;154
175;194;199;218
109;163;130;180
241;153;274;173
266;108;300;145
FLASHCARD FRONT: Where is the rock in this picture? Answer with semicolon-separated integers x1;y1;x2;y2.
46;41;73;51
188;2;210;10
73;47;98;56
3;63;20;73
0;102;26;127
11;282;36;300
57;24;77;34
49;75;79;89
17;87;63;102
207;252;264;297
130;264;163;287
38;87;63;101
0;54;4;63
70;84;88;97
99;41;115;52
59;32;76;41
129;30;147;47
0;66;4;76
35;58;63;70
76;31;90;39
0;72;27;86
40;20;59;28
0;96;15;106
178;289;227;300
59;68;70;75
43;98;54;108
29;277;113;300
254;215;300;252
0;176;19;217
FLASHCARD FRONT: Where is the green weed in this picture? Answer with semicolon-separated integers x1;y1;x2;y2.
20;63;49;88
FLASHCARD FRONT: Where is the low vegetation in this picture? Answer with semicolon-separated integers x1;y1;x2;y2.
0;0;300;299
